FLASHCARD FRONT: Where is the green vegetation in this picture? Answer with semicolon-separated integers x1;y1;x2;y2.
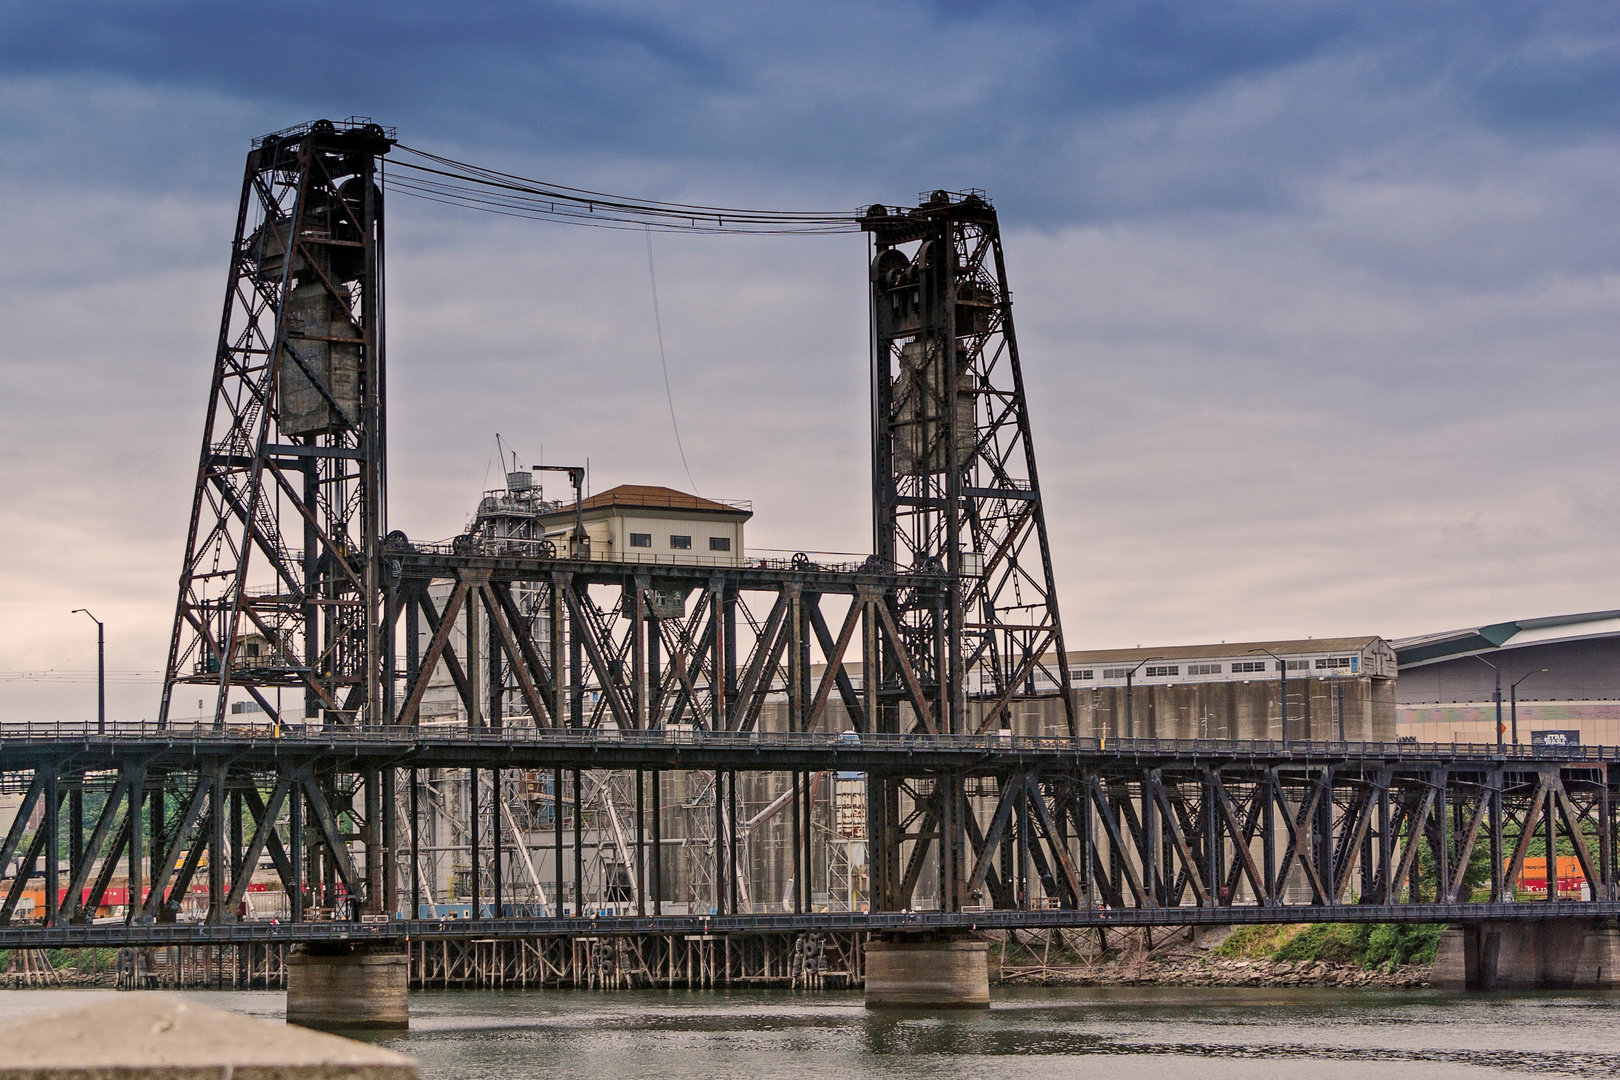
1272;925;1365;965
1213;922;1442;970
1361;924;1443;968
0;946;120;973
1213;925;1294;960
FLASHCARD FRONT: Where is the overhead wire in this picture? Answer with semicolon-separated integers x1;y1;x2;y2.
382;145;871;500
644;227;699;497
387;145;867;234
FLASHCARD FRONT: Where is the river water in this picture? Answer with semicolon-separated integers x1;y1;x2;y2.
3;986;1619;1078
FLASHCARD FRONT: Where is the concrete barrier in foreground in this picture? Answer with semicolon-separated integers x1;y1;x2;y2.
864;938;990;1008
0;994;416;1079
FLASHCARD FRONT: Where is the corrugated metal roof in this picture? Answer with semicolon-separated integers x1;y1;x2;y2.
1394;609;1620;668
1066;637;1383;665
542;484;752;518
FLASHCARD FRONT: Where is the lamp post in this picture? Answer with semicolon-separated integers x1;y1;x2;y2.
1247;648;1288;744
1510;669;1547;747
1475;655;1503;750
71;608;104;734
1123;657;1164;740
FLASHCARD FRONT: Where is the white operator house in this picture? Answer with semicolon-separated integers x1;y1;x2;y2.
538;484;752;567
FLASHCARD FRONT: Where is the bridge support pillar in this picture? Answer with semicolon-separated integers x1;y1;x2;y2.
864;936;989;1009
1432;919;1620;990
287;942;409;1030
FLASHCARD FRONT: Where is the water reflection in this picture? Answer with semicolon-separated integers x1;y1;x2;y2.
4;986;1620;1078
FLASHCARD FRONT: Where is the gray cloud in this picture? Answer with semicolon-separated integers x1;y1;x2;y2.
1;2;1615;721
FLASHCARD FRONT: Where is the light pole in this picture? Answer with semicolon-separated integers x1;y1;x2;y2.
1247;648;1288;744
1475;655;1503;750
71;609;105;734
1123;657;1164;740
1510;669;1547;747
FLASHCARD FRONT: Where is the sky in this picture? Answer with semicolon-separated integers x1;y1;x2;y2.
1;1;1616;721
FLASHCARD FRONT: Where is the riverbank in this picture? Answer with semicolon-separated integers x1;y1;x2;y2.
4;926;1443;993
988;924;1435;989
996;953;1431;988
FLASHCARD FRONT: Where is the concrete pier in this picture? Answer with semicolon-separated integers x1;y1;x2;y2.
1431;918;1620;990
287;942;410;1030
864;937;990;1008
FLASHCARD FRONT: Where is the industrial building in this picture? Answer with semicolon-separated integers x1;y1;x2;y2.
1395;609;1620;745
1053;638;1398;741
537;484;752;568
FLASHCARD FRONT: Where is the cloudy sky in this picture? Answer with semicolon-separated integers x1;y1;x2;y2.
1;2;1616;721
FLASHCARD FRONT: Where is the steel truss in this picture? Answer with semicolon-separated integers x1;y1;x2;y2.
160;119;396;730
389;552;951;736
863;192;1074;739
2;733;1616;940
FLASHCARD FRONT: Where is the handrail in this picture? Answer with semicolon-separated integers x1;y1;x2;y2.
0;720;1612;765
2;898;1620;949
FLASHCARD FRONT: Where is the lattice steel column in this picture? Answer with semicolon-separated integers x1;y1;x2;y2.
862;193;1074;738
159;119;395;728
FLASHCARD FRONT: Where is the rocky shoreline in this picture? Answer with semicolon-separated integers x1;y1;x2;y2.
0;970;118;989
997;955;1431;989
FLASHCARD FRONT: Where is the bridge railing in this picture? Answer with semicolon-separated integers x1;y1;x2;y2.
0;720;1612;764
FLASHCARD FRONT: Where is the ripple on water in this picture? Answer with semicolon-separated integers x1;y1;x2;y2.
3;986;1620;1078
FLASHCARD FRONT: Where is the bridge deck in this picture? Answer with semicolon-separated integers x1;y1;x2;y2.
0;901;1614;950
3;725;1612;948
2;723;1611;773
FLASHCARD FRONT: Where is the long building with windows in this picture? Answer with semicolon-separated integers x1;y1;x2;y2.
1052;637;1398;741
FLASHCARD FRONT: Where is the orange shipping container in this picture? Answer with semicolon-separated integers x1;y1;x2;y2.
1510;855;1587;897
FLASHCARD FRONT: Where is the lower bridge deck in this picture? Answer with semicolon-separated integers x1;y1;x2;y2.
4;726;1615;955
2;901;1616;951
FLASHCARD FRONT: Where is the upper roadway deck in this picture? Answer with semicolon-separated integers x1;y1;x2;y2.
1;722;1610;774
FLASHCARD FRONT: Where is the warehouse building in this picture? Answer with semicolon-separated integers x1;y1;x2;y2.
1058;637;1398;741
1395;609;1620;745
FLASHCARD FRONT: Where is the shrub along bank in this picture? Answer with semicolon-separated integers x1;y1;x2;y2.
1216;923;1444;970
990;923;1441;989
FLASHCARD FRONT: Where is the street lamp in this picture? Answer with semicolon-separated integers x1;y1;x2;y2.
71;609;105;734
1475;655;1504;750
1247;648;1289;744
1123;657;1164;739
1510;669;1547;747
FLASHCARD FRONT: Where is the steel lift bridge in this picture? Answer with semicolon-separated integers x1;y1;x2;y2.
2;120;1617;964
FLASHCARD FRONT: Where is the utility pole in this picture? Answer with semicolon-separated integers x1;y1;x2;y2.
1476;655;1503;750
1248;648;1289;744
71;608;104;734
1510;669;1547;747
1123;656;1164;739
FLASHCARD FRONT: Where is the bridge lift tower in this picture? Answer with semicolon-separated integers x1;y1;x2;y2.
863;191;1073;739
159;120;395;729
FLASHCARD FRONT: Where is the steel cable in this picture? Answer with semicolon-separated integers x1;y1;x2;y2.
388;145;865;234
